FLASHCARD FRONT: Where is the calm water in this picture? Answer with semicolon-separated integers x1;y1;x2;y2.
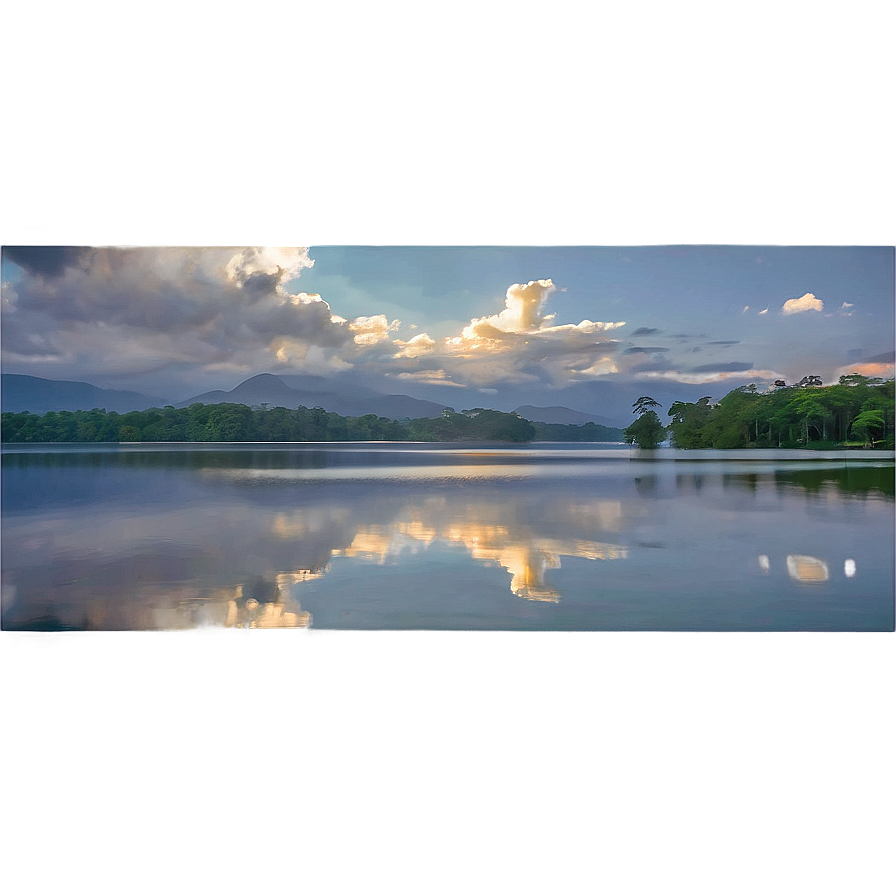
2;442;893;631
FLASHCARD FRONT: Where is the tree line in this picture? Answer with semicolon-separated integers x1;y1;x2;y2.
0;403;623;444
623;375;895;449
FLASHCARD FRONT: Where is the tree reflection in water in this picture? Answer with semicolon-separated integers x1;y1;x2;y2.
2;446;892;630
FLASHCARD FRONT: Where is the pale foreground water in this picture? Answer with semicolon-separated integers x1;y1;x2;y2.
0;446;894;894
2;443;893;631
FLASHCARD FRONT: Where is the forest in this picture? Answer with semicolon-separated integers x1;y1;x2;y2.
0;403;623;444
663;375;894;449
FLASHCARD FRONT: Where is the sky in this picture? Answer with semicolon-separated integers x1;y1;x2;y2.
2;245;893;418
0;0;896;413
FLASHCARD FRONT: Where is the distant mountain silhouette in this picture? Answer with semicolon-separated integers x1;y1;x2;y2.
2;374;165;414
179;373;448;419
514;404;626;429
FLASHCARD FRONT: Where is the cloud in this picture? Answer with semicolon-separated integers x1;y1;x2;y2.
758;308;769;315
2;246;91;278
863;350;895;364
742;306;750;314
706;340;740;346
631;327;660;336
392;332;436;358
380;279;627;389
623;346;669;355
837;302;855;317
446;280;625;352
349;314;400;346
394;370;467;388
690;361;755;373
636;367;781;385
0;247;377;386
781;292;824;315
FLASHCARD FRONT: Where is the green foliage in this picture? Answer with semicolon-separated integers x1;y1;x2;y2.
632;396;661;416
408;409;535;442
531;421;625;442
664;377;895;449
1;403;536;444
623;410;666;449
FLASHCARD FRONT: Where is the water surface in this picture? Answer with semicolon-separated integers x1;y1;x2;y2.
2;443;893;631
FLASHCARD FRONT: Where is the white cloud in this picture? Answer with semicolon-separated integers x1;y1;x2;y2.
349;314;400;346
375;279;628;389
446;280;625;353
742;305;750;314
394;370;467;388
758;307;769;315
781;292;823;315
1;247;375;386
224;247;314;288
392;333;436;358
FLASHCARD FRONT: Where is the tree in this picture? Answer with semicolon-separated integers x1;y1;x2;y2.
632;396;661;416
623;411;666;449
851;410;885;447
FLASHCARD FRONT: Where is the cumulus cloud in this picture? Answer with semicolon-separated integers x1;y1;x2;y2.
369;279;630;391
349;315;401;346
0;246;396;387
392;333;436;358
445;280;625;353
3;246;91;278
781;292;824;315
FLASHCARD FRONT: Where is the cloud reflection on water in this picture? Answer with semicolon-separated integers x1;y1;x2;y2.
2;446;892;630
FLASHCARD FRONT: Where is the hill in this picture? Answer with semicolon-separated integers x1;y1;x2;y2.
179;373;449;419
1;374;164;414
514;404;625;429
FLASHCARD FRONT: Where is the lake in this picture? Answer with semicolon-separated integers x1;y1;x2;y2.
0;444;894;896
1;442;893;631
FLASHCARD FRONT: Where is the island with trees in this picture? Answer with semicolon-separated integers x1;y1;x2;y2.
623;375;894;449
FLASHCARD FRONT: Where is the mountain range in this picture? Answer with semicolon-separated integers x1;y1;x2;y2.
1;374;166;415
3;371;714;430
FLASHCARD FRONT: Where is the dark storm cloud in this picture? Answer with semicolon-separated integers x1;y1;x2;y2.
689;361;754;373
623;346;669;355
3;246;90;278
240;270;283;298
626;359;676;373
1;247;354;378
864;350;895;364
631;327;660;336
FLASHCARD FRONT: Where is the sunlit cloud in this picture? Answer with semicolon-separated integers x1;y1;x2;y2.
392;332;436;358
349;314;401;346
636;367;781;385
384;279;627;389
838;302;854;317
758;307;769;315
834;361;895;379
394;369;467;388
781;292;824;315
1;247;370;385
